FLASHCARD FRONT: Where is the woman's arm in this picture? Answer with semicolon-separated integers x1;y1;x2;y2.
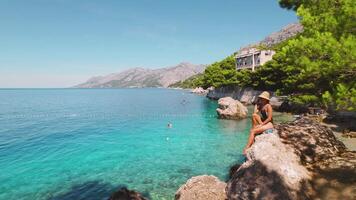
253;105;258;114
261;104;273;125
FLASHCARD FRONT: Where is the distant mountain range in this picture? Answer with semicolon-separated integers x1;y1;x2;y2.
75;23;302;89
75;62;206;88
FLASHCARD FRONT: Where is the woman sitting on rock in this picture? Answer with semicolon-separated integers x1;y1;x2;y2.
243;91;274;154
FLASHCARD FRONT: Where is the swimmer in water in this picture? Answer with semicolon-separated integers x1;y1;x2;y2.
167;122;172;128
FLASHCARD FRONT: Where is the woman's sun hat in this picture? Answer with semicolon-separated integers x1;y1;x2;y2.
258;91;270;101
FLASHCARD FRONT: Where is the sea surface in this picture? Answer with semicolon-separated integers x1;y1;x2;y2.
0;88;293;200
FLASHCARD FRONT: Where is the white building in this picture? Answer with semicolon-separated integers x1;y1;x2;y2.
235;48;275;71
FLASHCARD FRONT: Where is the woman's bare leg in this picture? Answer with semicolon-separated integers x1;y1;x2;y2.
252;114;262;128
244;122;274;154
252;116;257;128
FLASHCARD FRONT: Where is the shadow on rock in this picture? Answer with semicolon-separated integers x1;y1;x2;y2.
275;118;356;200
275;118;347;166
228;160;310;200
310;152;356;200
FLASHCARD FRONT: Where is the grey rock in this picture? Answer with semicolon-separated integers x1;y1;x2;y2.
216;97;248;120
275;118;347;166
227;131;311;200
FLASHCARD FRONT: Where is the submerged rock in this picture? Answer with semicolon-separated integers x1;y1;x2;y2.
175;175;227;200
216;97;248;120
109;187;148;200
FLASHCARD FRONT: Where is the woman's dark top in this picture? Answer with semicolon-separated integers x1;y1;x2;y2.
260;105;273;123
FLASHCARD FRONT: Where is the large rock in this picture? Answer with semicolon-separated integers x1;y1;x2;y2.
216;97;248;119
191;87;208;95
227;118;356;200
275;118;348;166
175;175;227;200
275;118;356;200
227;131;311;200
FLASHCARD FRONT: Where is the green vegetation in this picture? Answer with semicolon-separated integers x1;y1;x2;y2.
168;73;204;88
274;0;356;111
188;0;355;111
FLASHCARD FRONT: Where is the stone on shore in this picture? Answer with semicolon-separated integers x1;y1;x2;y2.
175;175;227;200
191;87;208;95
216;97;248;119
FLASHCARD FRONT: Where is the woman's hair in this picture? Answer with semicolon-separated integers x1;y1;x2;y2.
257;97;268;110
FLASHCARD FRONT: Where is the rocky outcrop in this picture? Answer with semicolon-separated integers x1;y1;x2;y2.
207;85;283;109
275;118;348;167
275;118;356;200
175;118;355;200
227;131;311;200
191;87;208;95
227;118;356;200
175;175;227;200
216;97;248;120
207;85;260;102
109;187;148;200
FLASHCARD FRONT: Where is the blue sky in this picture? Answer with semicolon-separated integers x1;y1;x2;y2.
0;0;297;87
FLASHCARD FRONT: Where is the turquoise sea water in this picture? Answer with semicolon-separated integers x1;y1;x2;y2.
0;89;292;200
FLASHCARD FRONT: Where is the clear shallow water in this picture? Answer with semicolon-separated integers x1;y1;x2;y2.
0;88;292;200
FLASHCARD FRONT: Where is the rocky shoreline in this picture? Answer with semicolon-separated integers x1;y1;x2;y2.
204;85;311;113
205;85;287;111
175;118;356;200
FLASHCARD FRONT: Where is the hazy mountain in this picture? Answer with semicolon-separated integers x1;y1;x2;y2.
75;62;206;88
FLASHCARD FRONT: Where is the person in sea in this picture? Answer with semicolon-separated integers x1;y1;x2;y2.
243;91;274;154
